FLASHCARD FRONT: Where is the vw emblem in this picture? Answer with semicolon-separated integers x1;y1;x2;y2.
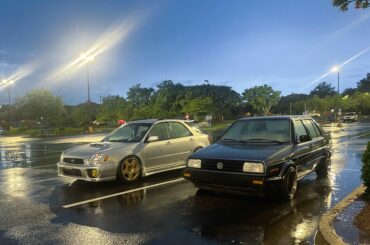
216;162;223;170
70;159;75;163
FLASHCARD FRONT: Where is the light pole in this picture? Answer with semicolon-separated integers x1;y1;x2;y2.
331;66;340;94
80;53;95;103
2;79;13;129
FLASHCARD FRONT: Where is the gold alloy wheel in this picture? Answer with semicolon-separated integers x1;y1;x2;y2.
121;157;140;181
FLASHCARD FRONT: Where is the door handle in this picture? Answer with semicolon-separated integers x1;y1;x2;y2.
166;141;172;145
309;144;314;148
190;138;194;141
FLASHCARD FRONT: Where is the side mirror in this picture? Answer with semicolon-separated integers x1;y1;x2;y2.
147;136;159;143
299;135;311;143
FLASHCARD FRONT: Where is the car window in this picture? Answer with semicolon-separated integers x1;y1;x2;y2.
184;121;203;134
302;119;319;138
103;123;151;142
170;122;193;138
148;123;171;140
221;119;291;143
294;120;309;141
311;121;323;136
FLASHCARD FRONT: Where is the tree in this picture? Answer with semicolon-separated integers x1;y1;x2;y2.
127;84;154;108
182;97;214;120
310;82;336;98
242;85;281;116
15;89;65;126
333;0;369;11
97;96;131;124
342;87;357;96
273;93;310;115
71;102;99;127
357;73;370;93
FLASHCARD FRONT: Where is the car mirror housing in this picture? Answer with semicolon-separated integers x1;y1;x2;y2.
299;135;311;143
147;136;159;142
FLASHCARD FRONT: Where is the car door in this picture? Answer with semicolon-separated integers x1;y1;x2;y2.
168;122;196;166
302;119;325;167
291;119;316;178
139;122;173;173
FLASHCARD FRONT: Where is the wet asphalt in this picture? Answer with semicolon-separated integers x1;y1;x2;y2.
0;123;369;245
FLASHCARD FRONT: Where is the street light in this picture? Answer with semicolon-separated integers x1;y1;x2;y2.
2;79;14;129
331;66;340;94
80;53;95;103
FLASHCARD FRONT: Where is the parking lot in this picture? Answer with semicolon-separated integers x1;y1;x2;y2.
0;123;369;244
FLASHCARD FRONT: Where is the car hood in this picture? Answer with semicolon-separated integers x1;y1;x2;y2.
191;142;293;164
63;142;137;159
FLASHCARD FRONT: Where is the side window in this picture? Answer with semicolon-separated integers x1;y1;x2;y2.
170;122;192;138
312;121;323;136
148;123;171;141
294;120;309;141
303;120;319;138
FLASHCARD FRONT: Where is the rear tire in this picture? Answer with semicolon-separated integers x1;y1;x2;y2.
316;155;331;178
280;166;297;200
117;156;141;183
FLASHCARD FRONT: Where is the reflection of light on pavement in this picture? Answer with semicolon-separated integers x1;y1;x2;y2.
292;217;319;243
3;169;29;198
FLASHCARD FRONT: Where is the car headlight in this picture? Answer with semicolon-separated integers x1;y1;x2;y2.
88;153;109;164
243;162;264;173
60;153;64;163
187;159;201;168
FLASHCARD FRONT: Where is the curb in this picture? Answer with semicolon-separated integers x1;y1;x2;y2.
318;185;366;245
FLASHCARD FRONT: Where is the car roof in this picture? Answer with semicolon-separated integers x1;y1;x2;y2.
238;115;313;121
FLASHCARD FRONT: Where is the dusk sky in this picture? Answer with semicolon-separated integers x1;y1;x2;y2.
1;0;370;105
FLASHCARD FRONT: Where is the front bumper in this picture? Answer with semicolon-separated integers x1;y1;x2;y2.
183;168;283;196
57;162;118;182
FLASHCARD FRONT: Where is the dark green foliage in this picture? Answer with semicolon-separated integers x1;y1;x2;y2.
357;73;370;93
310;82;336;98
333;0;370;11
362;141;370;192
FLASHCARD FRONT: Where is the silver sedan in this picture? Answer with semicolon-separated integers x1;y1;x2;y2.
57;119;210;182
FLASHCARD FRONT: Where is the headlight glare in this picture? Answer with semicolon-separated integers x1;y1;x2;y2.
187;159;201;168
243;162;264;173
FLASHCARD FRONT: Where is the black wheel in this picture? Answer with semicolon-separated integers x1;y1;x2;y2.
316;155;331;178
280;166;297;200
117;156;141;183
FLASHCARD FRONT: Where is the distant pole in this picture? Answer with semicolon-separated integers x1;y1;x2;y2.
290;103;292;115
337;71;340;94
8;84;11;129
87;63;91;103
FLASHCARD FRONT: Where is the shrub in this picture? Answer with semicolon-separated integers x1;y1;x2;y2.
362;141;370;192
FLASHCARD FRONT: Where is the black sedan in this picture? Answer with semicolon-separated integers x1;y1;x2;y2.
183;116;331;200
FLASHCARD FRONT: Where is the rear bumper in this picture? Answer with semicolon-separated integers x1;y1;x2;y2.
183;168;282;196
57;162;118;182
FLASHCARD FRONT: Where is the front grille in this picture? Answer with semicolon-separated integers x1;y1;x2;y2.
201;159;244;172
62;168;82;177
63;158;84;164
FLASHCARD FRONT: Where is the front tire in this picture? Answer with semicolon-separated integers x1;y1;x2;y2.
280;166;297;200
117;156;141;183
316;155;331;178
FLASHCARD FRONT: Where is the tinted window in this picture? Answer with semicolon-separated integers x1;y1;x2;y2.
221;119;291;143
303;120;319;138
311;121;322;136
294;120;308;141
170;122;192;138
149;123;171;140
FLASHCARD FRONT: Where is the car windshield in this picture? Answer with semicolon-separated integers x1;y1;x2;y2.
220;119;291;143
102;123;152;143
345;112;356;116
185;121;203;134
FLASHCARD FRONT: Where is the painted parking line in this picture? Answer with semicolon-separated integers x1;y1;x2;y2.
63;177;186;209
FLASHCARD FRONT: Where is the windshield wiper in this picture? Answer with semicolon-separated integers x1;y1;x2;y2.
243;138;285;144
219;138;248;143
